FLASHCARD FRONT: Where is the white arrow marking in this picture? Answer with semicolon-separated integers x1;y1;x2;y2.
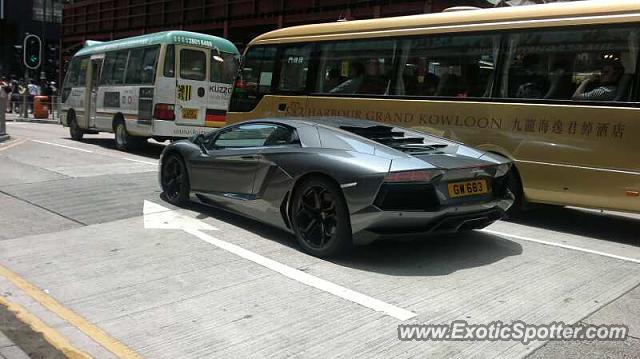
143;200;417;321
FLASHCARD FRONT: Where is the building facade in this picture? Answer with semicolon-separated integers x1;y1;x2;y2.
60;1;487;62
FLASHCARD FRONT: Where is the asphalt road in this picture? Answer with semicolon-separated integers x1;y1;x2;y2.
0;122;638;358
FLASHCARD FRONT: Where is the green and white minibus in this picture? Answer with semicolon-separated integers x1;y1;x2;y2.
61;31;240;150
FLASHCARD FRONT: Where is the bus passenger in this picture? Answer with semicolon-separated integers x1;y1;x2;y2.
515;54;548;99
330;62;364;94
324;68;343;91
572;61;625;101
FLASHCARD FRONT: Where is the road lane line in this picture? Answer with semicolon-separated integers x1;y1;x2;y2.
481;229;640;264
0;264;142;359
0;296;91;359
122;157;158;165
0;138;28;152
184;227;417;321
143;201;417;320
31;139;94;153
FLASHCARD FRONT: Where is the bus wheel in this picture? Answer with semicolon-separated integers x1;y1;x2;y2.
114;120;139;151
69;113;84;141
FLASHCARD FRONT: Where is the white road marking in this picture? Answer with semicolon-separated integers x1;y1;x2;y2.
122;157;158;166
482;229;640;264
31;139;94;153
143;200;417;321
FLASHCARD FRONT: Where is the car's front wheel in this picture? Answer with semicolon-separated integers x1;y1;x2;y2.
161;154;190;205
292;176;352;258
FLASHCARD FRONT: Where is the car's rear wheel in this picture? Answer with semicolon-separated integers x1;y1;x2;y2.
292;177;352;257
161;154;190;205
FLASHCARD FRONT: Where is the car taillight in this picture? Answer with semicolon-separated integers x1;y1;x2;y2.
384;169;443;183
154;103;175;121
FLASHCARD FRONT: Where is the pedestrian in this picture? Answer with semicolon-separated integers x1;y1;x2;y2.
27;80;40;113
0;77;10;113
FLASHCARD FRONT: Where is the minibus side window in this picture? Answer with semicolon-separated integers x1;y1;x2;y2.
394;34;499;98
315;40;396;95
211;52;240;84
500;26;637;103
229;46;277;112
64;58;81;89
101;50;128;85
125;46;159;85
164;45;175;78
77;57;90;86
278;45;312;93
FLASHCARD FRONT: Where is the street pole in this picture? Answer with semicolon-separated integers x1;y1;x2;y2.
41;0;47;81
0;86;8;140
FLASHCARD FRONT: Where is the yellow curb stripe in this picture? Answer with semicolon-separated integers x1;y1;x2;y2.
0;296;92;359
0;265;142;359
0;138;28;153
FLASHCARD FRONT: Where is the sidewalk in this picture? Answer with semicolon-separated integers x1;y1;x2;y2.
4;112;60;124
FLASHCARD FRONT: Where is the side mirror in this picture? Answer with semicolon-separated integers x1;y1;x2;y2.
193;134;208;153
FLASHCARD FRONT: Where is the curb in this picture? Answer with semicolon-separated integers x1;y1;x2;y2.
8;118;59;125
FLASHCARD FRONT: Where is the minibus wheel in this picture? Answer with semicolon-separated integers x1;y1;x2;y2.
114;120;139;151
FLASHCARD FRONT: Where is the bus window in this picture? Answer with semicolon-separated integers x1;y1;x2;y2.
64;58;82;88
211;52;239;84
164;45;175;78
278;45;312;93
316;40;396;95
501;26;637;102
395;35;499;98
101;50;128;85
180;49;206;81
125;46;159;85
229;46;277;112
78;57;90;86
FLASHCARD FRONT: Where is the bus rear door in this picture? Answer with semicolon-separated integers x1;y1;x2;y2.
175;46;208;128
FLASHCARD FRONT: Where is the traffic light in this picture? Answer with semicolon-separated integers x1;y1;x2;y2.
23;34;42;70
13;45;23;69
45;44;59;78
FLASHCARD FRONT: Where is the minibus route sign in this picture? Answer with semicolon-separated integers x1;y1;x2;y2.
173;36;214;48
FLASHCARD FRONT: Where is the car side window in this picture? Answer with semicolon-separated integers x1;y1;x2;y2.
210;124;298;149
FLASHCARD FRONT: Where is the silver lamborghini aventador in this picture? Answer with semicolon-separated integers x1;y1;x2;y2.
159;117;514;257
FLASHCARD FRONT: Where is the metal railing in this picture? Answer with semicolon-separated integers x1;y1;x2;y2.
6;95;62;123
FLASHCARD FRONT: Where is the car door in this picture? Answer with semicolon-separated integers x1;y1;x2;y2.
189;123;290;196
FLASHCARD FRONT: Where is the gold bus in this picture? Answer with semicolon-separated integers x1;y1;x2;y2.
226;0;640;214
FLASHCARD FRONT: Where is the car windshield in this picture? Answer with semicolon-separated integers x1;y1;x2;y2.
339;125;447;153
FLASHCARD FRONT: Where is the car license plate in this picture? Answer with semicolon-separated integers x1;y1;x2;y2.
182;108;198;120
448;179;488;198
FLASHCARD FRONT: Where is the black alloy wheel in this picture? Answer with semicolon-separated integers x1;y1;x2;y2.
292;177;352;257
161;154;190;205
